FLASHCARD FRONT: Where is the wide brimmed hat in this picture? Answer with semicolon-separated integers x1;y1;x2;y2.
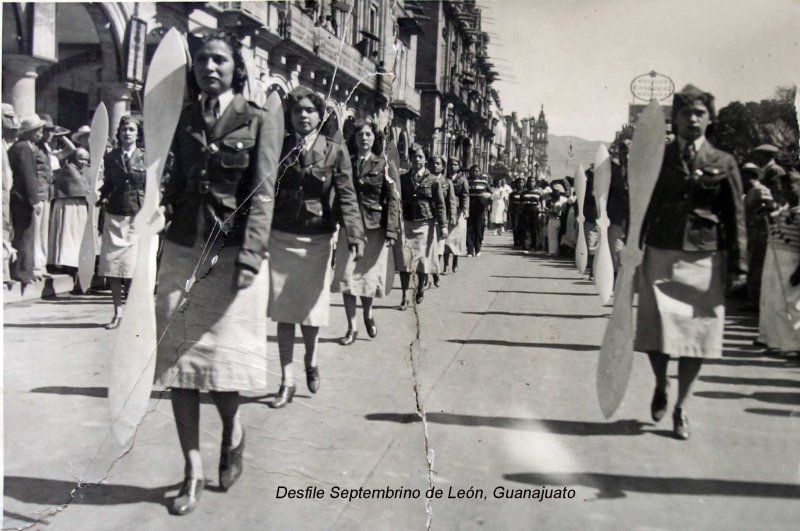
2;103;20;129
754;144;779;154
71;125;91;145
19;114;47;134
552;183;566;193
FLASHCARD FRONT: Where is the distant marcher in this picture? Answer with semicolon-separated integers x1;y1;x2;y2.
97;115;145;329
2;103;20;285
442;157;469;273
428;155;452;287
742;162;773;310
466;167;490;256
547;183;567;255
398;144;447;309
489;177;509;235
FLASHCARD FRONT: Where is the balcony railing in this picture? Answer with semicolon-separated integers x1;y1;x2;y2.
283;5;378;90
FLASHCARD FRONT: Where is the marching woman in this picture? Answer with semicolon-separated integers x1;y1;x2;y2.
48;148;90;277
636;84;747;440
429;155;453;288
398;144;448;309
268;86;365;406
489;178;509;235
757;171;800;355
442;157;469;273
154;32;281;514
332;119;399;345
97;116;145;329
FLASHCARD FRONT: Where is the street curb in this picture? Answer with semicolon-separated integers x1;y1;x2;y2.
3;274;77;305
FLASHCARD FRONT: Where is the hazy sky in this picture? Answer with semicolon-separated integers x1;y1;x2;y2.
478;0;800;141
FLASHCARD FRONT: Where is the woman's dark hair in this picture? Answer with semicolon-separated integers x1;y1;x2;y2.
428;155;445;174
189;31;248;95
285;86;330;135
347;118;383;156
115;115;144;149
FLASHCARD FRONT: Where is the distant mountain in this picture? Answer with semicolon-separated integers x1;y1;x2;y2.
547;135;607;179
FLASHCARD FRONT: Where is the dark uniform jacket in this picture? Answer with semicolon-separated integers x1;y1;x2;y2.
400;169;447;230
435;173;457;225
642;139;747;275
450;174;470;219
163;94;282;273
351;152;400;240
34;142;52;201
8;140;40;208
100;147;145;216
53;162;89;199
272;132;364;246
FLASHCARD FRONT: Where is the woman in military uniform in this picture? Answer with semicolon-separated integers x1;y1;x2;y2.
332;119;399;345
443;157;469;272
268;86;365;406
429;155;453;287
636;84;747;440
97;115;145;329
153;32;282;514
398;144;448;309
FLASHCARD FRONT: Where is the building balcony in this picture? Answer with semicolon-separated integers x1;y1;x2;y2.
391;83;421;116
209;1;269;29
278;5;378;90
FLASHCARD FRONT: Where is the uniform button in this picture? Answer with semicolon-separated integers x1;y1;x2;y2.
236;142;243;149
200;170;207;177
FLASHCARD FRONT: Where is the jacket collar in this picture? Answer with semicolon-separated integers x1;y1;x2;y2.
208;93;252;141
354;152;380;175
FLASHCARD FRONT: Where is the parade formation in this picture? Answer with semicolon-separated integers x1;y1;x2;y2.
2;1;800;529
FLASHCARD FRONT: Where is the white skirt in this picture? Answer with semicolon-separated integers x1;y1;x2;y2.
48;198;87;268
98;213;139;279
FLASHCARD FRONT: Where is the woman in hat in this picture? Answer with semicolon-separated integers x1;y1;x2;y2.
268;86;364;407
398;144;448;309
96;115;145;329
636;84;747;440
7;114;47;283
332;118;399;345
48;148;90;277
153;31;281;514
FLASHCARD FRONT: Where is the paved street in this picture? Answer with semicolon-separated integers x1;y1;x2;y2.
4;232;800;530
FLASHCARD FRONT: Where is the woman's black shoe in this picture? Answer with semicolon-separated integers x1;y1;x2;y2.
306;365;320;394
415;290;424;305
650;387;668;422
339;329;358;346
399;298;408;311
672;408;689;440
169;477;204;515
268;385;296;408
219;429;245;491
432;274;440;288
364;315;378;338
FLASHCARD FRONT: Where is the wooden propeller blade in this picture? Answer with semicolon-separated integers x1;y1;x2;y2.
108;28;187;447
574;164;588;274
597;100;666;418
76;103;109;293
593;145;614;304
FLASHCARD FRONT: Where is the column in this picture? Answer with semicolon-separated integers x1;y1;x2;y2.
99;82;133;139
2;56;47;117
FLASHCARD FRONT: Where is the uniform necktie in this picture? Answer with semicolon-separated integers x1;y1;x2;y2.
683;142;696;168
203;97;219;131
123;152;130;170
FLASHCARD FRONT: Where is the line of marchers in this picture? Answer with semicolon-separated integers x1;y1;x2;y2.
274;485;577;501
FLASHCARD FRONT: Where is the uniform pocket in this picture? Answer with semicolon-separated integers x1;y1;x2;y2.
219;138;255;169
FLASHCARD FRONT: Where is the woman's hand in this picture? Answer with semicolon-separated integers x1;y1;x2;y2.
440;226;449;239
234;266;257;289
349;242;364;261
385;237;396;247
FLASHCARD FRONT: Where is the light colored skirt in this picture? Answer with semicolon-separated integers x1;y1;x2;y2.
634;246;725;358
445;216;467;256
331;226;392;298
268;229;335;327
758;242;800;351
561;207;578;249
154;240;269;391
98;212;138;278
547;217;561;255
400;219;438;274
48;198;87;268
490;201;506;225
